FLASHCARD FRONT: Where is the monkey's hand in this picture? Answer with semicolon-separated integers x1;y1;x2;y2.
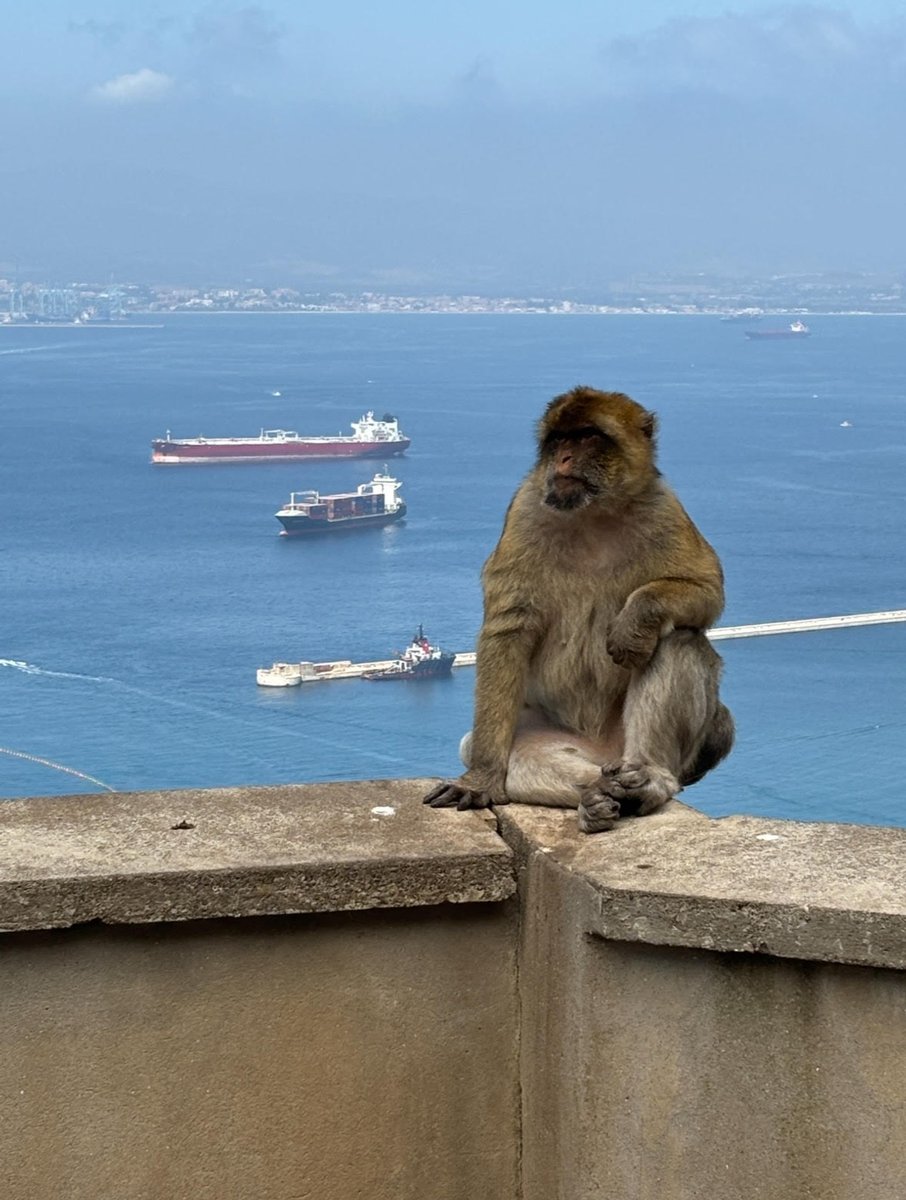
606;609;661;670
423;771;510;811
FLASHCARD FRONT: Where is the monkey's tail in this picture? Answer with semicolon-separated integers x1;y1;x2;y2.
681;703;735;787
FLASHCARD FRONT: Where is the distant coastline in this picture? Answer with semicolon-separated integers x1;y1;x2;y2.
0;322;164;330
5;309;904;322
148;312;906;321
2;272;905;320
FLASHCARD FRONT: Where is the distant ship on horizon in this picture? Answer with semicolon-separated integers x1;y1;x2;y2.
745;320;811;341
151;411;410;464
720;309;763;323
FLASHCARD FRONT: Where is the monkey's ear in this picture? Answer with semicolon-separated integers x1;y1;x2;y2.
640;410;658;441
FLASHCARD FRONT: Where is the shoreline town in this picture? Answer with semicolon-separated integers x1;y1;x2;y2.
2;272;906;321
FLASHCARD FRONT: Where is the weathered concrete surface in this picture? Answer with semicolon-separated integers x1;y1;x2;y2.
0;904;520;1200
0;780;514;931
498;800;906;968
9;779;906;1200
504;801;906;1200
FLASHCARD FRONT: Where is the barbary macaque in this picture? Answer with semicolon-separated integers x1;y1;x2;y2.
424;386;734;833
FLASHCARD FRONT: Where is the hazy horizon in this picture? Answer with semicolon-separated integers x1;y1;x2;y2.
3;2;906;291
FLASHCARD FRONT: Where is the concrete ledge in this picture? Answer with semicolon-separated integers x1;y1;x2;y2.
0;780;514;932
497;801;906;970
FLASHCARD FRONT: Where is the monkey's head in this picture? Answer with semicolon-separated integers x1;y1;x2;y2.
537;387;659;513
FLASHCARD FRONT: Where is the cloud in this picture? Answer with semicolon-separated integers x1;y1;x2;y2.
189;5;287;67
68;19;128;48
453;56;500;104
599;6;906;98
91;68;176;104
71;10;286;89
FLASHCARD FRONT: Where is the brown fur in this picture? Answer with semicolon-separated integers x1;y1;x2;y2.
424;386;734;832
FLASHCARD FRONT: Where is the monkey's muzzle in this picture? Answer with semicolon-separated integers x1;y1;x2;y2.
544;475;593;511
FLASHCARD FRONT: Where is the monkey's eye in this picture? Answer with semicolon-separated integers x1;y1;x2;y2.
544;426;611;450
568;426;603;442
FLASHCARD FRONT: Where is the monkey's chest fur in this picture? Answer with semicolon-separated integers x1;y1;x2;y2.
526;586;631;739
489;483;684;742
520;518;652;739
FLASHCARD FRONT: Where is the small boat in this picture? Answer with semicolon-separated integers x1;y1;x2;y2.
275;472;405;536
363;626;456;681
745;320;811;340
151;411;410;464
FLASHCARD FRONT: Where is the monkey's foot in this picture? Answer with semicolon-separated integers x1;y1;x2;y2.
423;779;510;811
600;761;680;817
576;784;621;834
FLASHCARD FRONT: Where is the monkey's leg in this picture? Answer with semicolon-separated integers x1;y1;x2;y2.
460;719;623;832
604;628;733;817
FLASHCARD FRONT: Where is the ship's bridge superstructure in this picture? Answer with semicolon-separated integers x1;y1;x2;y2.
350;412;407;442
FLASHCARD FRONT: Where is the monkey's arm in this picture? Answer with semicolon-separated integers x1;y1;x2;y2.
607;575;724;670
424;597;540;810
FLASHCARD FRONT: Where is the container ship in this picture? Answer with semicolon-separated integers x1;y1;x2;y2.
275;472;406;536
745;320;811;341
151;411;410;464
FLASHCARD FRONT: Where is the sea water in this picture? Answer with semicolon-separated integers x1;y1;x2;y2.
1;313;904;827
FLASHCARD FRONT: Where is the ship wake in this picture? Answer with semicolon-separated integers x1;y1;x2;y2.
0;745;114;793
0;343;71;356
0;658;114;683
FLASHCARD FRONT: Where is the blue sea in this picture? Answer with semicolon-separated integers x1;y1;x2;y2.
1;313;904;827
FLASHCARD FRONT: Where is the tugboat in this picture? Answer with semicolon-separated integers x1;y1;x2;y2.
363;626;456;681
745;320;811;340
151;411;410;464
275;472;405;536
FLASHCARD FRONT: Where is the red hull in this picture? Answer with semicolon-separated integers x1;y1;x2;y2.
151;438;410;464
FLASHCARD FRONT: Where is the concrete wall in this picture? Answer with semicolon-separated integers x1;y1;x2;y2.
0;908;518;1200
4;779;906;1200
509;807;906;1200
0;781;519;1200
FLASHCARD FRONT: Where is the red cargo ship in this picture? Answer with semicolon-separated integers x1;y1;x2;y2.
151;411;410;464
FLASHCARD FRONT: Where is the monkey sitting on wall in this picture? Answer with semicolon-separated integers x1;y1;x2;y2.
424;386;734;833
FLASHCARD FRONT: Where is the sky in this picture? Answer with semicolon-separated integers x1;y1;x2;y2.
2;1;906;291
